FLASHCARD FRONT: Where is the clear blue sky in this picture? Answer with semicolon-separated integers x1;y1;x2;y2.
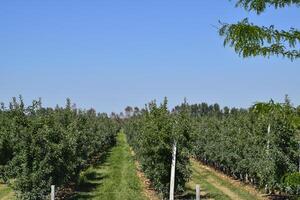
1;0;299;113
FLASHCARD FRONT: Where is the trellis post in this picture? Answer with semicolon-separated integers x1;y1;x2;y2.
169;141;177;200
196;184;200;200
50;185;55;200
298;141;300;173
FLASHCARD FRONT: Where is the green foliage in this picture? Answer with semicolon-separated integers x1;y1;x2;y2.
0;97;118;199
124;98;192;198
236;0;300;14
281;172;300;194
235;0;300;14
190;100;299;193
282;172;300;195
219;0;300;60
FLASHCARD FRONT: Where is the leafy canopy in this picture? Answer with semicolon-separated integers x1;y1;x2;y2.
219;0;300;60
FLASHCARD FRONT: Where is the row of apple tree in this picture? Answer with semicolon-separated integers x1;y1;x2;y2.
123;98;192;198
0;97;119;199
124;98;300;197
184;100;300;195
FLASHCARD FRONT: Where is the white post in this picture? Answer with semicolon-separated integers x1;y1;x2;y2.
169;142;177;200
265;124;271;194
267;124;271;153
298;142;300;173
51;185;55;200
196;184;200;200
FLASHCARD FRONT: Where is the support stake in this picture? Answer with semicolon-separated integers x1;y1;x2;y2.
51;185;55;200
196;184;200;200
169;142;177;200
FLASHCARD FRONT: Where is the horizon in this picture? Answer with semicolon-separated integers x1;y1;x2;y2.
0;94;297;114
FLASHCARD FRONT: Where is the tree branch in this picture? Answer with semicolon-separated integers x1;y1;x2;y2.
219;18;300;60
234;0;300;14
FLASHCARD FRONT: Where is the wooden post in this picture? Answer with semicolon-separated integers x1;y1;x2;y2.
169;142;177;200
51;185;55;200
196;184;200;200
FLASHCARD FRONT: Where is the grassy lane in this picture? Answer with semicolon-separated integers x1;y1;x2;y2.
0;182;14;200
183;159;266;200
71;131;146;200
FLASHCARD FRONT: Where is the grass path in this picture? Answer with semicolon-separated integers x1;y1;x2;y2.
183;159;267;200
71;131;146;200
0;182;14;200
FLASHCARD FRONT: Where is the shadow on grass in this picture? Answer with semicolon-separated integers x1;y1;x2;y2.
177;194;220;200
176;192;224;200
68;150;112;200
177;187;224;200
76;173;107;193
267;194;296;200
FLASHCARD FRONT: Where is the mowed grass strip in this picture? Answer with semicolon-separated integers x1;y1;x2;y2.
0;182;14;200
184;159;265;200
72;131;146;200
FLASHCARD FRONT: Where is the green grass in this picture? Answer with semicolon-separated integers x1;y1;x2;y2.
0;182;14;200
183;160;264;200
71;131;146;200
183;168;232;200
